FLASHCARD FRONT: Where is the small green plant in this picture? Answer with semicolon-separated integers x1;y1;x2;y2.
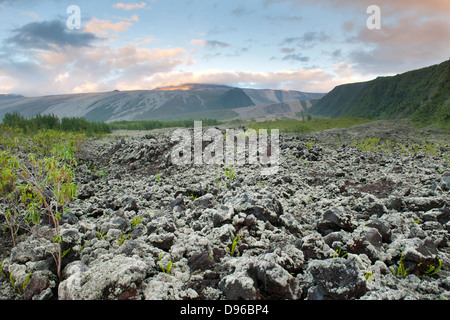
365;270;375;281
18;273;32;295
131;216;142;229
158;253;175;274
188;193;198;200
0;260;6;278
332;247;348;259
97;230;106;240
61;248;71;258
7;272;31;295
227;235;243;256
224;165;236;183
417;259;442;278
80;240;86;254
305;141;313;149
156;173;161;183
354;137;381;152
160;261;175;274
391;251;408;278
117;232;130;246
9;273;15;290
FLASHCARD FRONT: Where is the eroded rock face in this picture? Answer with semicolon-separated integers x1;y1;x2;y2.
1;121;449;300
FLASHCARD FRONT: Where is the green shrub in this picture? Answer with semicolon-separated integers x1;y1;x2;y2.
0;129;81;280
1;112;111;136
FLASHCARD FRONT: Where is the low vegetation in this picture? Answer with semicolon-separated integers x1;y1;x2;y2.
309;60;450;130
2;112;110;136
0;127;83;280
248;117;375;134
108;118;222;131
350;136;449;157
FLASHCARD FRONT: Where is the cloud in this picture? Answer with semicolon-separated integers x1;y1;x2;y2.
282;54;310;63
5;20;98;50
268;0;449;74
84;18;134;35
140;67;340;93
0;37;191;96
265;15;303;22
280;47;295;54
191;39;231;49
120;15;139;22
231;5;254;17
0;15;188;96
265;0;450;16
348;16;450;73
113;2;147;11
281;31;330;49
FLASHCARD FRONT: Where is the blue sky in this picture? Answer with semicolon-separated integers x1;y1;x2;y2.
0;0;449;96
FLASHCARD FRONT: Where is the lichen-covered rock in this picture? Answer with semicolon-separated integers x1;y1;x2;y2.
303;258;367;300
58;255;149;300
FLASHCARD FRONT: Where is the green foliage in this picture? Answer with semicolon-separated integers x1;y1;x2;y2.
131;216;142;229
117;232;130;246
1;112;111;136
6;271;31;295
353;137;382;152
97;230;106;240
310;60;450;130
159;260;175;274
227;235;243;256
248;117;375;134
158;253;175;274
391;251;408;278
365;271;374;281
0;129;81;280
223;165;236;183
350;137;447;157
0;260;6;278
188;193;198;200
332;247;348;259
417;259;442;278
21;273;32;294
108;118;222;131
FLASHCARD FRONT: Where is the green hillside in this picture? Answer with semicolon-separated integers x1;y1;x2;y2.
309;60;450;129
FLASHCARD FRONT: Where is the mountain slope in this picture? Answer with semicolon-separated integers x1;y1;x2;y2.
0;84;325;122
310;60;450;127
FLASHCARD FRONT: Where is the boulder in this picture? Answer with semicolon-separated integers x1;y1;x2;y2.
316;207;357;236
58;255;149;300
303;258;367;300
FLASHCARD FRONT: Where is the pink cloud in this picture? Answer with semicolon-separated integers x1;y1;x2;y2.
113;2;147;11
84;18;133;35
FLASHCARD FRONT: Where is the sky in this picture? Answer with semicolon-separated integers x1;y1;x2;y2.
0;0;449;97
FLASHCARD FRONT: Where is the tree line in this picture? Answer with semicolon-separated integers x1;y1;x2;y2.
1;112;224;136
1;112;111;136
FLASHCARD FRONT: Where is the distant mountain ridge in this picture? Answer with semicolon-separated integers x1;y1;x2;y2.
0;84;325;122
309;60;450;128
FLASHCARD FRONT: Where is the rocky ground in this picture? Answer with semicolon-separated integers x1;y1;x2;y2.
1;120;449;300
